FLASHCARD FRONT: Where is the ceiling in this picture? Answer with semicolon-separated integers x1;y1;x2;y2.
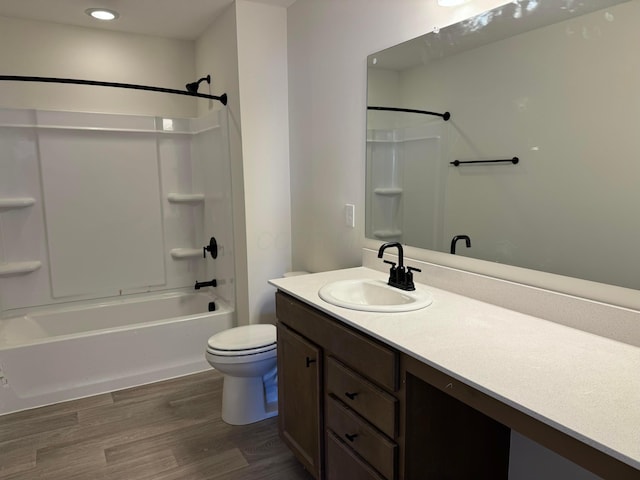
0;0;296;40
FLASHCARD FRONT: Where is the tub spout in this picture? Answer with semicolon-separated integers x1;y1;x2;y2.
195;279;217;289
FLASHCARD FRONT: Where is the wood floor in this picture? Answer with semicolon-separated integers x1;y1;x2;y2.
0;371;313;480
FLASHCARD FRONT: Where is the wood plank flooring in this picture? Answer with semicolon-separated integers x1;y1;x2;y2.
0;371;313;480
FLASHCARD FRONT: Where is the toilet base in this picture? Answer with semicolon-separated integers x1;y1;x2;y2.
221;374;278;425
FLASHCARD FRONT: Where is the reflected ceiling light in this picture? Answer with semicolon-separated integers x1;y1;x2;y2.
438;0;471;6
85;8;120;21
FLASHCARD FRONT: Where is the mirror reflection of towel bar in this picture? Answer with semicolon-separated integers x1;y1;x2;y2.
450;157;519;167
368;105;450;121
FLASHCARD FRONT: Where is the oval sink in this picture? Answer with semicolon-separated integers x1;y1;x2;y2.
318;279;432;312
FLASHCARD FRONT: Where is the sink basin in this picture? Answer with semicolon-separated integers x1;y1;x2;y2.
318;279;432;312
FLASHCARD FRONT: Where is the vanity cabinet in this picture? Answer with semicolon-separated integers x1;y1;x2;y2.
276;291;400;480
276;291;511;480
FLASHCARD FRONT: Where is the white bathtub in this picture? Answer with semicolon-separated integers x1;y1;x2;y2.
0;290;234;415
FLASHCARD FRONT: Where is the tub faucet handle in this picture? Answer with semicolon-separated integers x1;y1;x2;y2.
203;237;218;259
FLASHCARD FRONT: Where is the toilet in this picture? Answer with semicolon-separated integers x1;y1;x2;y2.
205;271;308;425
205;324;278;425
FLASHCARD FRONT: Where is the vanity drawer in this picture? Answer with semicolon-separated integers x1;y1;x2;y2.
326;395;397;480
327;356;397;438
326;430;387;480
276;292;398;391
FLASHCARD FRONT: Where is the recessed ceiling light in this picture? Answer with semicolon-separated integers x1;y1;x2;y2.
437;0;471;6
85;8;120;21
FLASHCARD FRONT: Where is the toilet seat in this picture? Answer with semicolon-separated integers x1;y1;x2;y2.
207;344;276;357
206;346;276;366
206;324;276;357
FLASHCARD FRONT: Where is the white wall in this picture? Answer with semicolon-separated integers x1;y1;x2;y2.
196;1;291;325
0;16;196;117
286;0;601;478
236;1;291;325
195;5;250;323
287;0;505;273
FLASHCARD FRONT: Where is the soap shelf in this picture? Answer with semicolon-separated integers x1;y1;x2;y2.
170;248;202;259
373;230;402;239
0;197;36;210
0;200;40;277
0;261;42;277
167;193;205;204
374;188;403;196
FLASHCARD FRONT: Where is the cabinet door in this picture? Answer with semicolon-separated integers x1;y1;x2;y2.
277;322;323;479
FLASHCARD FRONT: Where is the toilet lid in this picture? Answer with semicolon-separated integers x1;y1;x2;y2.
207;324;276;352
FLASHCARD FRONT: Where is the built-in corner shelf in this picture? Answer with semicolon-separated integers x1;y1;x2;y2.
374;187;403;196
0;197;36;210
373;230;402;239
0;261;42;277
170;248;202;260
167;193;205;204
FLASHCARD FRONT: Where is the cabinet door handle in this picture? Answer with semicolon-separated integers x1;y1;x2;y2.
344;391;358;400
305;356;316;368
344;433;358;442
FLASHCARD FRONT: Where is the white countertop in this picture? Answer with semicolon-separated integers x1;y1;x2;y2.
269;267;640;471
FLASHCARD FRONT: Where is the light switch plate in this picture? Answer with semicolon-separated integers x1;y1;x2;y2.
345;203;355;228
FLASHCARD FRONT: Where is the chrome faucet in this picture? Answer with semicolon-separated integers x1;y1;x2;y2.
377;242;421;291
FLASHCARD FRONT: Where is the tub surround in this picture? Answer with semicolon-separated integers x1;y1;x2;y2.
269;264;640;477
0;107;235;313
0;107;237;415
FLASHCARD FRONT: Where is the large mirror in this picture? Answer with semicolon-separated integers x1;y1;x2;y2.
366;0;639;292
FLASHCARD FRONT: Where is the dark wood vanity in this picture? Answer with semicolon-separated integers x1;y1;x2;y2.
275;291;639;480
276;291;509;479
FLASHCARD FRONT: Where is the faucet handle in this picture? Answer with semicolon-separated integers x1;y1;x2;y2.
383;260;396;268
203;236;218;259
402;266;420;291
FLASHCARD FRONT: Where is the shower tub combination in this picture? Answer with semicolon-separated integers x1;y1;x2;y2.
0;290;233;415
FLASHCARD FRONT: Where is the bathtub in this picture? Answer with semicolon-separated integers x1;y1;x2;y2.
0;290;234;415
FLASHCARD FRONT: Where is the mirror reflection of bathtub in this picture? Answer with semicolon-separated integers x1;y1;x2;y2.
0;290;233;415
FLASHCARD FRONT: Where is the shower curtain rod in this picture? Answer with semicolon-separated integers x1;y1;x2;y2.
0;75;228;106
368;105;450;121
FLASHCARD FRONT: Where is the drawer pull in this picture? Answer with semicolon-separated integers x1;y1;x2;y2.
305;356;316;368
344;391;359;400
344;433;359;442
